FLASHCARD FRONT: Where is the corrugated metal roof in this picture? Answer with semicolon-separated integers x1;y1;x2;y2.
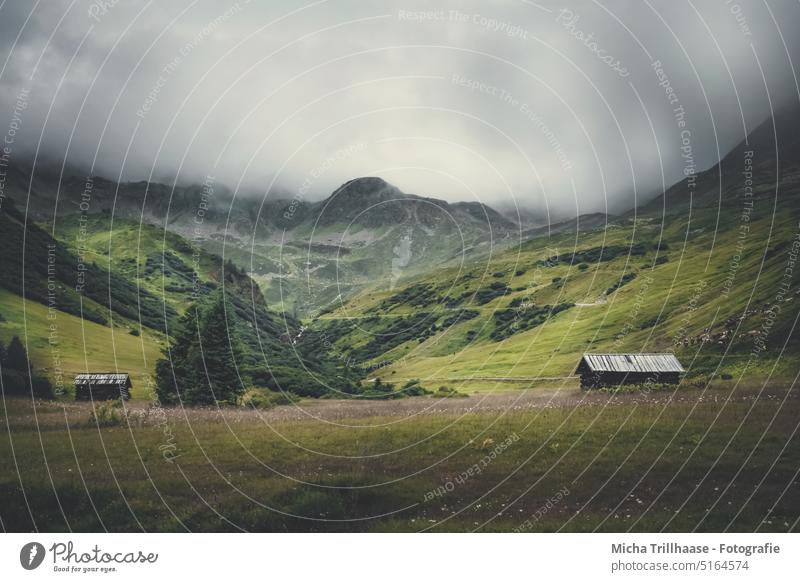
74;373;131;385
579;353;684;373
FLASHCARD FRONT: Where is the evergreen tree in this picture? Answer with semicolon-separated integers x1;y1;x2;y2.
4;336;31;372
1;336;53;398
156;304;202;405
155;293;244;405
191;294;244;404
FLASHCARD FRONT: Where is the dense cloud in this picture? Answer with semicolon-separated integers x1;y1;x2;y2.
1;0;798;219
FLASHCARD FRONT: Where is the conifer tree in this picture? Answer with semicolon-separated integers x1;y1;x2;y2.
1;336;52;398
156;305;201;405
192;294;244;404
155;293;244;405
4;336;31;372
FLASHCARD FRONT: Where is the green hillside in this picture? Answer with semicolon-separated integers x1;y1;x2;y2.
307;117;800;389
9;164;518;317
0;289;162;398
4;106;800;399
0;207;362;399
0;201;177;332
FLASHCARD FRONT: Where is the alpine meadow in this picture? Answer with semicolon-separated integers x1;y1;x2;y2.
1;1;799;538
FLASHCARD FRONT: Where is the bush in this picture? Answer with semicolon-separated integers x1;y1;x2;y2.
31;375;54;399
240;387;298;409
474;282;511;305
88;400;124;427
380;284;439;309
357;379;401;400
440;310;479;327
639;317;659;330
605;272;637;295
2;372;54;398
538;244;647;267
0;369;27;395
399;379;431;397
490;302;574;342
433;385;467;398
350;312;432;362
0;336;54;399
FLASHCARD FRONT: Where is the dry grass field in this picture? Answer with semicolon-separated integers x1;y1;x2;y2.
2;379;798;532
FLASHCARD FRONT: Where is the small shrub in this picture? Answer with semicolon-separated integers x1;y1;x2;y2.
1;369;54;399
399;379;432;397
605;272;637;295
355;378;404;400
240;388;298;409
31;375;54;399
88;400;124;427
639;317;659;329
433;385;467;398
473;282;511;305
440;310;479;327
577;263;589;271
598;382;679;394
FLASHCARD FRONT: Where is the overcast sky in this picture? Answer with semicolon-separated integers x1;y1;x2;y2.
1;0;799;218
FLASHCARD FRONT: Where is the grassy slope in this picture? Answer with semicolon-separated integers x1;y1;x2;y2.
313;192;800;390
7;215;362;398
50;215;219;316
0;289;162;398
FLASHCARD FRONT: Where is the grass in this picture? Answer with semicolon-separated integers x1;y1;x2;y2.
50;216;220;317
1;381;798;532
0;288;163;399
314;196;800;389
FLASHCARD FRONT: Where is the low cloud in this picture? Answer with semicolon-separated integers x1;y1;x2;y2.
1;0;798;218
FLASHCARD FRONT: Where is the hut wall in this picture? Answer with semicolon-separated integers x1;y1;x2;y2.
580;371;681;389
75;384;130;400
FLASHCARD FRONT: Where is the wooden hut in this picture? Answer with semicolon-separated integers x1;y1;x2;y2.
575;353;684;389
74;373;132;400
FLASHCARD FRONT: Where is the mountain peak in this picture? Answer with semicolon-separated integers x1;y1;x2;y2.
315;177;405;226
331;177;401;201
339;176;390;190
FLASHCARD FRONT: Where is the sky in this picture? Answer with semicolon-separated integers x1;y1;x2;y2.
1;0;799;219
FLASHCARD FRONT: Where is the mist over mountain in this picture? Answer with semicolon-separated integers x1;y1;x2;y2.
2;1;799;217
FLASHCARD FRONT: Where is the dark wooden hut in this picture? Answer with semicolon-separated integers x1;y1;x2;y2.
74;373;132;400
575;353;684;389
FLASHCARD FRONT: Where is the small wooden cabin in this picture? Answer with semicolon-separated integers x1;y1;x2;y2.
74;373;132;400
575;353;684;389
